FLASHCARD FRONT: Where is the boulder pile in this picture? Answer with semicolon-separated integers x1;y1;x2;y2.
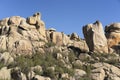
0;12;120;80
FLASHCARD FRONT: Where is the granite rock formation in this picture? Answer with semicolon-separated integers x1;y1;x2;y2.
83;21;108;53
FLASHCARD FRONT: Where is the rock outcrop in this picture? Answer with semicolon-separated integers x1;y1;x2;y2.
83;21;108;53
0;12;90;56
91;62;120;80
1;12;120;80
0;12;47;55
105;23;120;53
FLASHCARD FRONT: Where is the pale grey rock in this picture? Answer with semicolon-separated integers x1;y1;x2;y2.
61;73;69;79
91;68;105;80
74;69;86;78
56;53;63;59
0;67;11;80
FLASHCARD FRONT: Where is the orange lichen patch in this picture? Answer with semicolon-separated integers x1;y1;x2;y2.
107;34;120;48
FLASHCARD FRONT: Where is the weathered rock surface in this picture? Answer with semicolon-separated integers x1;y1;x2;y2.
46;30;71;46
71;40;89;53
8;16;22;26
0;52;14;64
83;21;108;53
91;62;120;80
74;69;86;79
0;12;47;55
1;12;120;80
105;23;120;53
91;68;105;80
70;32;80;40
0;67;11;80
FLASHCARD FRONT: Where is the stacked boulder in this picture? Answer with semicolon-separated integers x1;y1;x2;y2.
0;12;47;55
46;29;71;46
0;12;89;56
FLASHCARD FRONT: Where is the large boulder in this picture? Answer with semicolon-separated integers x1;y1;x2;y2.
74;69;86;79
71;40;89;53
91;68;105;80
105;23;120;53
83;21;108;53
49;31;71;46
0;67;11;80
13;40;33;55
27;12;41;25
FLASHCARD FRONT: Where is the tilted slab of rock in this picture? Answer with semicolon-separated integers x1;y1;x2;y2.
83;21;108;53
105;23;120;53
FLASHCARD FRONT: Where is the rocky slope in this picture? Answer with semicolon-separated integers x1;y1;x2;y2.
0;12;120;80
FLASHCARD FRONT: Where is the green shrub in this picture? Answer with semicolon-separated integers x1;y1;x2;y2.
80;75;92;80
0;62;4;69
73;63;82;69
6;50;77;79
34;68;43;75
82;64;93;78
63;67;74;76
55;66;64;74
68;51;76;63
43;68;55;78
0;49;8;53
45;42;55;47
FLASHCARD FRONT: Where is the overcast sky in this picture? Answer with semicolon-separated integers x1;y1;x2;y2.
0;0;120;38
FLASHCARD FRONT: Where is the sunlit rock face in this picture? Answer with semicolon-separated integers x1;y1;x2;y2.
83;21;108;53
105;23;120;53
0;12;47;55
